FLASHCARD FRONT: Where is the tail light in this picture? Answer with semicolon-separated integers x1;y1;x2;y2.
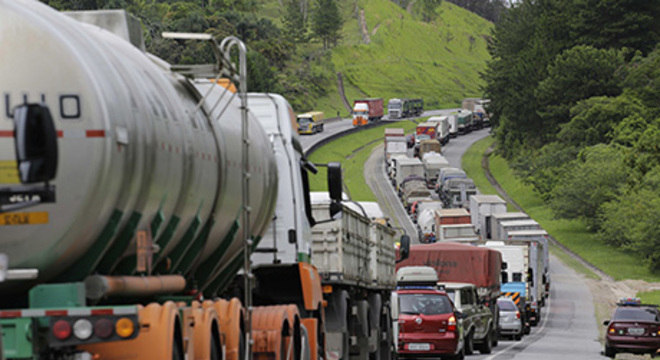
515;311;520;319
53;319;72;340
447;315;457;332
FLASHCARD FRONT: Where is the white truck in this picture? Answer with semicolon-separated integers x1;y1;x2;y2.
447;114;459;138
436;224;481;243
490;212;530;241
394;157;424;193
497;219;541;241
480;240;543;325
427;116;451;144
469;195;507;240
384;128;407;166
506;230;551;304
311;200;401;360
422;153;450;188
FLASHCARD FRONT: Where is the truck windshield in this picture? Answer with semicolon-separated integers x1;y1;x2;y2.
389;104;401;109
298;118;312;127
354;111;368;116
399;293;453;315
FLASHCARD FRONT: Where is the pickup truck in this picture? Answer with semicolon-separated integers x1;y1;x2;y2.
440;282;496;355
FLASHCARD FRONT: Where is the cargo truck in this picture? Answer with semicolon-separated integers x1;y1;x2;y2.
422;153;450;188
434;208;471;227
455;110;473;134
394;157;424;193
400;176;433;211
0;3;412;359
402;99;424;117
489;212;530;241
384;128;407;165
462;98;490;128
353;98;384;126
447;114;459;138
440;178;477;209
414;122;439;149
427;116;451;144
481;240;543;326
387;99;403;119
396;242;502;335
496;219;541;241
506;230;551;304
297;111;324;134
435;224;480;244
469;195;507;240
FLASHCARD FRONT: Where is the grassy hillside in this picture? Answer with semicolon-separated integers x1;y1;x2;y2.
257;0;493;115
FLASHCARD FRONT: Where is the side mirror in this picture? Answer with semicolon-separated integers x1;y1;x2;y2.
13;104;58;184
603;320;609;326
455;311;463;319
501;262;508;270
327;162;343;218
396;235;410;263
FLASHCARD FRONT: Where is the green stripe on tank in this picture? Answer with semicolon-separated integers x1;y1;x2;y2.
150;210;165;238
165;215;203;273
202;235;262;297
56;209;123;282
95;211;142;274
194;220;239;284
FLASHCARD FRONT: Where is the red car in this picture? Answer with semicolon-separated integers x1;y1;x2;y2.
396;289;464;359
603;298;660;358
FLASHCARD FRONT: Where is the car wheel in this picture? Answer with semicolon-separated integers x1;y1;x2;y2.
604;345;616;358
514;333;522;341
478;328;492;354
464;330;474;355
491;329;498;347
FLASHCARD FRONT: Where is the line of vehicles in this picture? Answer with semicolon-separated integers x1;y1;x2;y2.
379;114;556;357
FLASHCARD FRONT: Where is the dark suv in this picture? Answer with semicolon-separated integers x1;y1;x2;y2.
440;282;496;354
603;298;660;358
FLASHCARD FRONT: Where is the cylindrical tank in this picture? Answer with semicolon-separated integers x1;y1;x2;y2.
0;0;277;295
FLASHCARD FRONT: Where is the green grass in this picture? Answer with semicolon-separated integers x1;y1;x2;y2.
485;150;660;282
308;120;419;201
549;243;600;280
637;290;660;304
260;0;493;116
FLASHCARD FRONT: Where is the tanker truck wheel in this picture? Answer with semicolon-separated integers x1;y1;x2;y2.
378;304;393;360
300;324;311;360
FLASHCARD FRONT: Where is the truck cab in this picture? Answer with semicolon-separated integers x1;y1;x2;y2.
439;282;495;355
353;102;369;126
297;111;324;134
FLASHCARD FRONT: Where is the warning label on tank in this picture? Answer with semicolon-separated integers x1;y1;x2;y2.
0;212;49;226
0;160;20;184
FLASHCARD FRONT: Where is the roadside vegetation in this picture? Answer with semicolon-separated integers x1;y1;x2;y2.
637;290;660;305
483;0;660;274
462;134;660;281
308;120;418;201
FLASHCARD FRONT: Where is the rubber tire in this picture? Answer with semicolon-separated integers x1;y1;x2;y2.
514;333;522;341
478;329;492;354
464;330;474;355
491;329;498;348
450;346;465;360
172;337;185;360
210;332;222;360
604;345;616;358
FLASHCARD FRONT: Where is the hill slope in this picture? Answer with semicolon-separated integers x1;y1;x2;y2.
294;0;493;114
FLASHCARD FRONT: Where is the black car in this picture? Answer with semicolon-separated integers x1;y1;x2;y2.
603;298;660;358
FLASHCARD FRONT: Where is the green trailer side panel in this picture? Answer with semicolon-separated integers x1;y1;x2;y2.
29;283;86;308
0;318;33;359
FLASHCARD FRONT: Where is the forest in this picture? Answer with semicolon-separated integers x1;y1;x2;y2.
483;0;660;271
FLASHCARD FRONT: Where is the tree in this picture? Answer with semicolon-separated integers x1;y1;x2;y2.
571;0;660;55
311;0;342;49
283;0;308;43
535;45;624;138
550;144;627;230
419;0;442;22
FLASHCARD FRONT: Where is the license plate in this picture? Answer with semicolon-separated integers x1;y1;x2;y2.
628;328;644;336
0;212;49;226
408;343;431;351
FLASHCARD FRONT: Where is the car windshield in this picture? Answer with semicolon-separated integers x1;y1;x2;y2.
498;300;517;311
399;293;453;315
613;307;660;322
